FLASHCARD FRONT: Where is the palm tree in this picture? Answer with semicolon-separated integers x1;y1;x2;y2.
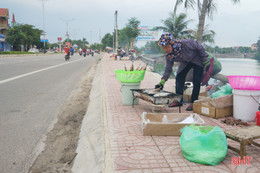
174;0;240;43
187;24;216;45
155;12;192;39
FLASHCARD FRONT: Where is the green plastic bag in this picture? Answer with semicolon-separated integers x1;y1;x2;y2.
218;83;233;94
180;125;227;165
211;84;233;98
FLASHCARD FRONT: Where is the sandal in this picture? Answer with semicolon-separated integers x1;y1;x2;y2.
186;103;193;111
168;102;183;107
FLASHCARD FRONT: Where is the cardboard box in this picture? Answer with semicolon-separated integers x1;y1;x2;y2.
142;112;205;136
183;92;207;103
193;95;233;119
183;86;207;103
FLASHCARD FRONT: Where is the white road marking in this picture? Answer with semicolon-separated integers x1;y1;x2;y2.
0;59;83;85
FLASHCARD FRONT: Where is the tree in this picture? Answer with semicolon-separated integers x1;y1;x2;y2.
125;17;140;49
174;0;240;43
6;24;43;51
155;12;192;39
70;39;89;49
118;27;131;51
186;24;216;45
101;33;113;49
90;43;102;50
255;38;260;60
144;41;164;54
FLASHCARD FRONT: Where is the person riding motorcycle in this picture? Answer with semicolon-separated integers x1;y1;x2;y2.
64;45;70;56
64;45;70;60
83;48;87;57
79;47;82;56
70;47;74;56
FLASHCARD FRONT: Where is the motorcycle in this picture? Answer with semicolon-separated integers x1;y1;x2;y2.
128;49;136;61
83;52;86;57
79;51;82;56
91;51;94;56
65;52;70;61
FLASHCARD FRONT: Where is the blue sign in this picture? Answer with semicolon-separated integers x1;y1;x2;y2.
40;35;48;42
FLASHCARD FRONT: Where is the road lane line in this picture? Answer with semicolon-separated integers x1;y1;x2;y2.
0;59;83;85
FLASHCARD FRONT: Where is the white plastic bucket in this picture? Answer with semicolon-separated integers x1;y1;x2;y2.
121;82;140;105
233;89;260;121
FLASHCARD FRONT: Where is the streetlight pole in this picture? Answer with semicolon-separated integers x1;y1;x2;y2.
41;0;47;53
60;18;75;40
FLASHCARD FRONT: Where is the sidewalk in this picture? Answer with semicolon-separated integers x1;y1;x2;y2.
72;53;260;173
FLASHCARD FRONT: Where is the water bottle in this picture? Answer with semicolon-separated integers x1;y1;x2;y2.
162;115;168;124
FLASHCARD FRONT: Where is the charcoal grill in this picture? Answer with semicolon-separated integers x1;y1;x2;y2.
131;89;182;112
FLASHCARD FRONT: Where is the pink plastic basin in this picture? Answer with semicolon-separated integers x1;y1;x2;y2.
227;75;260;90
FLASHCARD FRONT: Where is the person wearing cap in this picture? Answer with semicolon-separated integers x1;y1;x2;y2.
155;32;210;111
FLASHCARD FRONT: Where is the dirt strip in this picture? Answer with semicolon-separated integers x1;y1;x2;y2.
29;59;98;173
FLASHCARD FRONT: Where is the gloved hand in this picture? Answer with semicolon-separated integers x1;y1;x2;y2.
155;79;165;90
203;60;210;67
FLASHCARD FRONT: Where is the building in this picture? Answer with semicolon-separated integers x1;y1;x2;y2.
0;8;12;51
251;43;258;51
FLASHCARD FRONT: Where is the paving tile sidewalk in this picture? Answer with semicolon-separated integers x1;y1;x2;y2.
101;53;260;173
102;54;260;172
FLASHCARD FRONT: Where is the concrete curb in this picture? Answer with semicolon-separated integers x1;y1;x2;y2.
72;55;113;173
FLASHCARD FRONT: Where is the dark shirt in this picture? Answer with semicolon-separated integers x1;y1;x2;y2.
162;39;208;81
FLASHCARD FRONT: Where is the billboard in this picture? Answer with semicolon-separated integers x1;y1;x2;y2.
136;26;159;41
40;35;48;42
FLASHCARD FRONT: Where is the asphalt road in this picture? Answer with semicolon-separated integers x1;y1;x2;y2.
0;53;100;173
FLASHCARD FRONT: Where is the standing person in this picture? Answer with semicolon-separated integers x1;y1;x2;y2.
185;52;222;86
155;33;210;111
117;47;122;60
244;52;247;58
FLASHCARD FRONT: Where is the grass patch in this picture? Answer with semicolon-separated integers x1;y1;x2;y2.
0;51;35;55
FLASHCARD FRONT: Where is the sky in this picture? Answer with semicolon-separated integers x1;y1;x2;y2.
2;0;260;47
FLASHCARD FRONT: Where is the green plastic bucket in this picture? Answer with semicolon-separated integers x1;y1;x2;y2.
121;82;140;105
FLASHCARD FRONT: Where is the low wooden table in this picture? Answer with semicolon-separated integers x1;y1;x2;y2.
225;126;260;158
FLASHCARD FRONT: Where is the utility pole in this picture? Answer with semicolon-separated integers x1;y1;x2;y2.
115;10;118;51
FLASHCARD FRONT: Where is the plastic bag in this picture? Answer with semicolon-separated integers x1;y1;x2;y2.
180;124;227;165
211;84;233;98
218;83;233;94
211;90;228;98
